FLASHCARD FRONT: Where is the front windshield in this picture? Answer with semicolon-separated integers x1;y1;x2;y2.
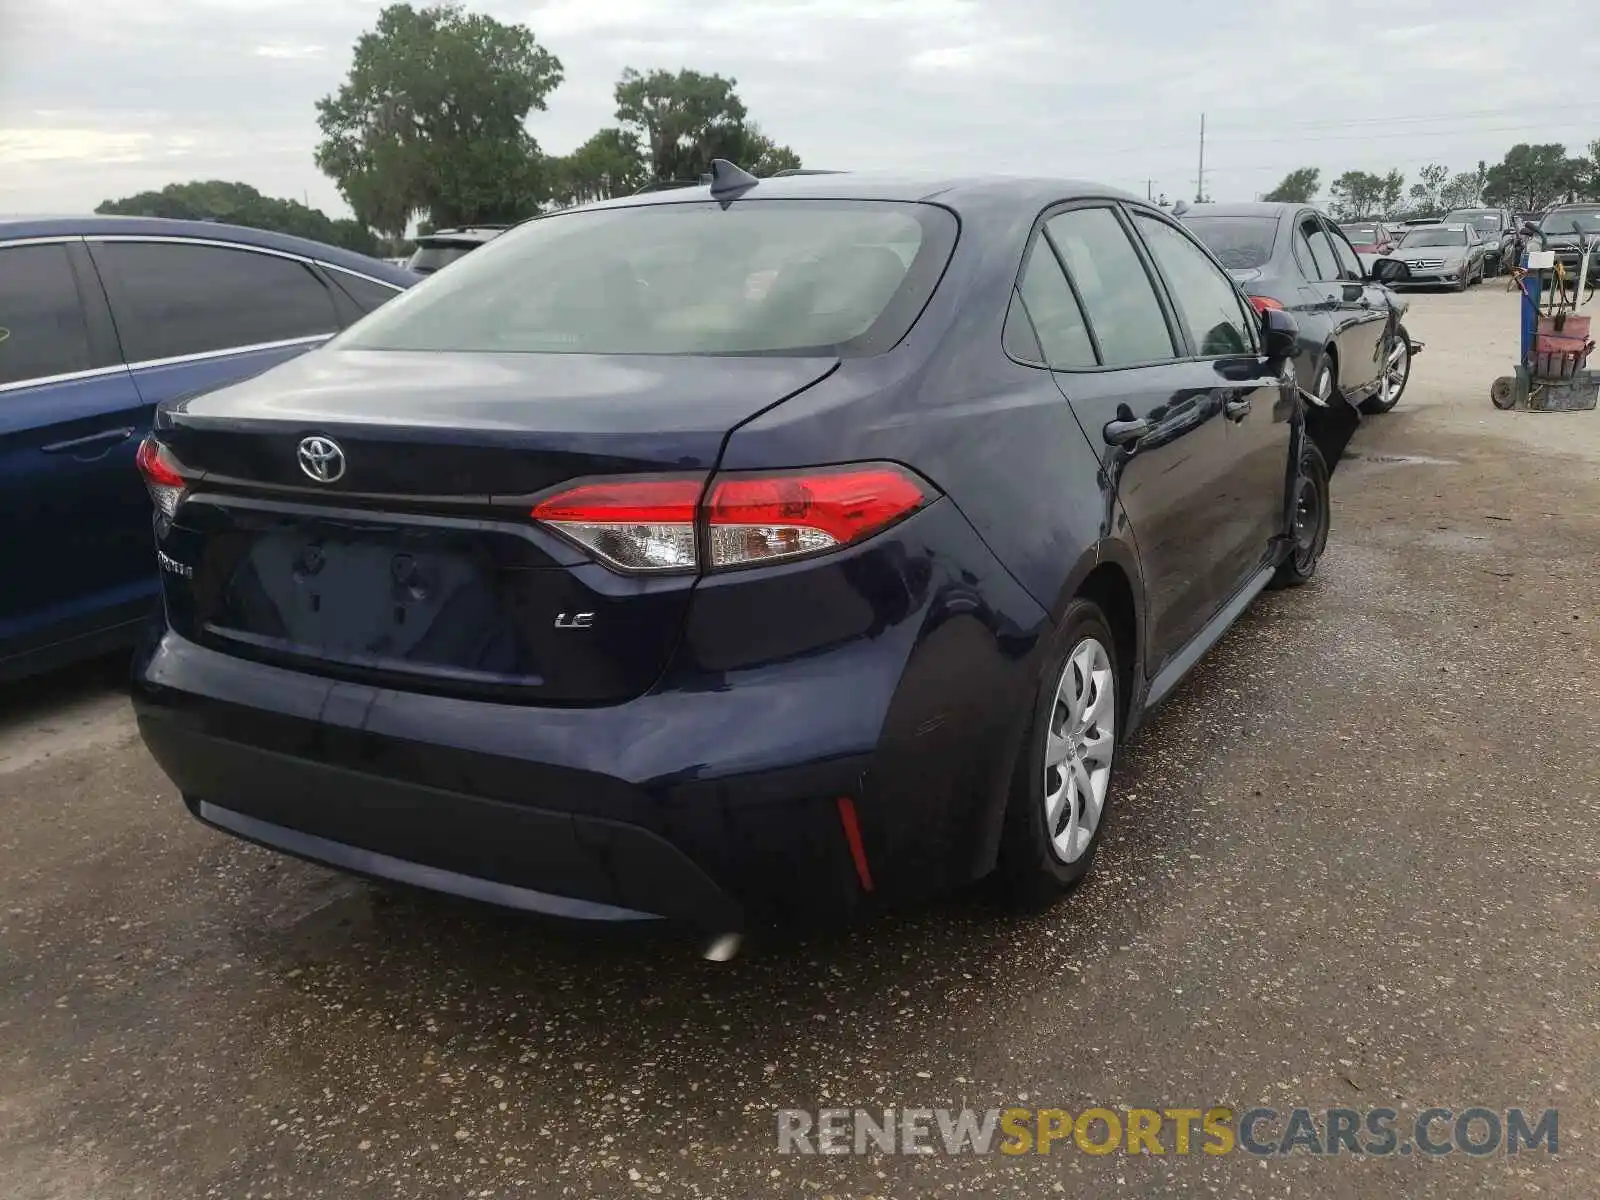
1539;209;1600;235
1400;228;1466;247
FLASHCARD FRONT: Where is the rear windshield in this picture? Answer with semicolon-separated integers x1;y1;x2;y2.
406;243;479;274
1341;224;1381;243
344;200;958;356
1400;227;1466;247
1178;215;1278;269
1447;211;1501;233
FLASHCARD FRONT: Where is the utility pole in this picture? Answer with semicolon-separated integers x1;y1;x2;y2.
1146;179;1154;201
1195;113;1206;203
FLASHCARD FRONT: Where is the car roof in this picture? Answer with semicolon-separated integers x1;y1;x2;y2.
559;171;1144;216
0;215;416;283
1180;202;1303;219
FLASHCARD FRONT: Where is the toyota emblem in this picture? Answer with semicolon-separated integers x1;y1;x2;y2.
297;435;346;483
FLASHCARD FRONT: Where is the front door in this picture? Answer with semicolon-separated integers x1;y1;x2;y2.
1311;216;1388;395
1130;210;1292;586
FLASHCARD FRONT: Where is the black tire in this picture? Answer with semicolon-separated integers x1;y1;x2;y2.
1455;270;1469;293
1271;439;1331;588
995;599;1121;907
1359;325;1410;415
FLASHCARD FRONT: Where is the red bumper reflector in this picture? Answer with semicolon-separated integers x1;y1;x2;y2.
835;796;874;893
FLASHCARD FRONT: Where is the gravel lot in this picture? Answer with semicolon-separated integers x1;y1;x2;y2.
3;284;1597;1198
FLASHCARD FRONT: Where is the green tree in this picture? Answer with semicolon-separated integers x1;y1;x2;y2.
1261;167;1320;204
1379;169;1406;218
744;126;804;176
1482;143;1583;211
96;180;380;255
613;67;801;184
1327;170;1385;219
314;2;563;236
1439;171;1482;211
549;128;648;206
1407;163;1449;216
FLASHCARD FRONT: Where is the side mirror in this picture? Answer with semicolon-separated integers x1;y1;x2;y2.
1260;306;1299;361
1368;258;1412;285
1521;221;1540;236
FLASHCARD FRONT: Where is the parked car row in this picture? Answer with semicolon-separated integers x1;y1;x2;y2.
0;218;417;681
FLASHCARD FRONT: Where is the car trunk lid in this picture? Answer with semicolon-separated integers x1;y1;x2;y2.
154;348;837;703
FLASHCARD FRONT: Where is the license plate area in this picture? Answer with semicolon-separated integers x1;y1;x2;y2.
207;528;543;686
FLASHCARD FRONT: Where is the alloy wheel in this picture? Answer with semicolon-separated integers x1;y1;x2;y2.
1380;337;1409;405
1043;637;1115;864
1317;365;1334;405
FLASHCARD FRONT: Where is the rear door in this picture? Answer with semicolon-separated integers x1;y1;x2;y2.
0;239;149;654
1018;202;1235;670
1131;210;1290;590
88;237;346;603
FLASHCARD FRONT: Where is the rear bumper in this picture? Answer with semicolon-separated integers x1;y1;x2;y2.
133;499;1048;929
144;714;750;927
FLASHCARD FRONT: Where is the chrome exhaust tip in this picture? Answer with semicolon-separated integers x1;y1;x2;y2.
701;932;743;962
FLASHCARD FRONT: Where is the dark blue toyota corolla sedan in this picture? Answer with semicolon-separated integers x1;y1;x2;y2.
132;165;1328;947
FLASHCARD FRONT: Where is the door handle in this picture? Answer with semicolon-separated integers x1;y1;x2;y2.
41;427;135;456
1104;417;1151;446
1223;396;1252;421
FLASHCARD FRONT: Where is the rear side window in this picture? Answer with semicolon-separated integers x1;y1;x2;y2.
93;241;340;362
1180;215;1279;270
342;200;958;357
1012;240;1097;369
1043;208;1175;367
0;244;93;386
1134;214;1254;357
329;271;404;313
1299;219;1339;281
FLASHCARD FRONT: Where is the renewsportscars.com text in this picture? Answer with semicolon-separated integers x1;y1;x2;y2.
776;1106;1559;1157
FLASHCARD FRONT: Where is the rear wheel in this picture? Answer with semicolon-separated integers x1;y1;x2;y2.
1271;439;1331;588
996;600;1120;906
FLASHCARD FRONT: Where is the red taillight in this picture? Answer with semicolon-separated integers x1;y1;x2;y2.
704;467;928;569
531;464;931;574
136;436;186;517
1247;295;1284;314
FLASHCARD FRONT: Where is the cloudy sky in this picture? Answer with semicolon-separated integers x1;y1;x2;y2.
3;0;1599;218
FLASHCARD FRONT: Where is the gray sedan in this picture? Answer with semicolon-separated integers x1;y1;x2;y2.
1388;223;1486;290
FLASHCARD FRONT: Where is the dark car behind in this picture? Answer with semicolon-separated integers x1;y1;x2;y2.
0;217;416;682
131;173;1329;942
1180;202;1416;443
1534;204;1600;281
